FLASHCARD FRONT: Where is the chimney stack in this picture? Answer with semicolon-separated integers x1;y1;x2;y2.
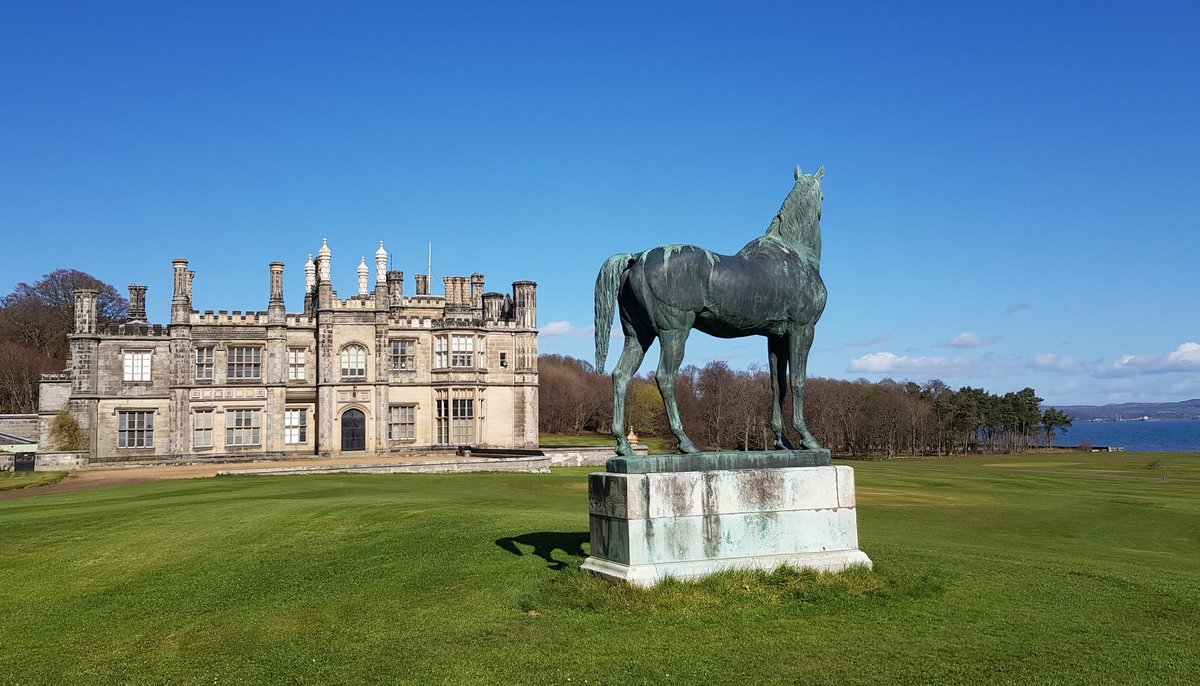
74;289;98;334
128;284;148;322
171;259;191;324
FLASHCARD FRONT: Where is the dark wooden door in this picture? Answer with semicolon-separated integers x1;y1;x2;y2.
341;409;365;451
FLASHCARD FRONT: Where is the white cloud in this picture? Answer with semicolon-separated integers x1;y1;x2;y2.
540;320;594;337
847;351;985;376
1096;342;1200;377
1029;353;1085;374
1005;302;1032;314
939;332;1003;348
843;333;891;347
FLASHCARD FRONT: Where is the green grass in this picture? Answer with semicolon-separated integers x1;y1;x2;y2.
541;432;676;453
2;453;1199;684
0;470;65;492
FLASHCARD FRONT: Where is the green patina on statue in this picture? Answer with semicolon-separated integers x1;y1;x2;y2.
594;166;827;457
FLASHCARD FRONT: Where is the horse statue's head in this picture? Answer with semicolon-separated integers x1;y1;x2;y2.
766;165;824;259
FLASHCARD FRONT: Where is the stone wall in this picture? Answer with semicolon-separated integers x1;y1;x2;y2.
0;414;38;441
218;456;550;476
541;444;648;467
35;451;90;471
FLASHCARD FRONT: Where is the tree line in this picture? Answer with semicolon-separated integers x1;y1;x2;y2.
0;270;127;413
538;354;1073;457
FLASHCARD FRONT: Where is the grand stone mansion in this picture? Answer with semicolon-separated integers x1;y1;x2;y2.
38;240;538;463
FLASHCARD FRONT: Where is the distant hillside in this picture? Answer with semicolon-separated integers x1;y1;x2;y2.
1056;399;1200;421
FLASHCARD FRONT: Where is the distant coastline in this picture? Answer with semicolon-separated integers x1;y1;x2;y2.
1055;417;1200;452
1056;398;1200;422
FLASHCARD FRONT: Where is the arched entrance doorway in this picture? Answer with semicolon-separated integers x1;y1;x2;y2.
341;409;365;451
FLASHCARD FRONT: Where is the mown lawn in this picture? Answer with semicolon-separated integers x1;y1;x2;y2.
0;470;65;492
2;453;1198;685
540;432;676;453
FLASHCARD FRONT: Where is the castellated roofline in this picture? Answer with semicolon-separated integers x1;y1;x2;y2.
73;252;539;332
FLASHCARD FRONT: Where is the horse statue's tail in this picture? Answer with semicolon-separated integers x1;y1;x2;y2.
594;253;634;373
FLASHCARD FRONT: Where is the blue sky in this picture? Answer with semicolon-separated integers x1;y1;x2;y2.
2;2;1197;405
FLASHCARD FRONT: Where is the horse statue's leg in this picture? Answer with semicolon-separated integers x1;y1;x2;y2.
768;335;794;450
655;328;700;454
610;328;651;456
790;322;823;450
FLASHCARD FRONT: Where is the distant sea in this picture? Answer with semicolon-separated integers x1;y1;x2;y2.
1061;418;1200;452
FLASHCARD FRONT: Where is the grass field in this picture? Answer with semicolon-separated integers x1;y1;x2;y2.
0;470;65;492
2;453;1198;684
540;432;676;454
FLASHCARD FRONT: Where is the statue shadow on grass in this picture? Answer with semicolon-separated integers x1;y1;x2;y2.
495;532;590;571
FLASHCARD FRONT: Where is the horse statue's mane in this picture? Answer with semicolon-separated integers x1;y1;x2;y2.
763;165;824;259
595;165;829;456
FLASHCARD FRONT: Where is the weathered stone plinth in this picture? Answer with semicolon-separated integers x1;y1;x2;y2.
582;450;870;586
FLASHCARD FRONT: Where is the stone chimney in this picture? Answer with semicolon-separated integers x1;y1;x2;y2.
482;292;504;322
74;289;98;334
444;276;470;308
415;273;430;296
171;259;191;324
127;284;148;322
513;281;537;329
268;262;285;322
387;270;405;306
470;273;485;310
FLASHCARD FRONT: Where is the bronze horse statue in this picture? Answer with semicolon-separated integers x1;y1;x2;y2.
594;166;826;456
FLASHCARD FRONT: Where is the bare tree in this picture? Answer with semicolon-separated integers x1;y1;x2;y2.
0;269;127;359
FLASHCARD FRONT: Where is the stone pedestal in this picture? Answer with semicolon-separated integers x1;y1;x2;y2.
582;451;870;586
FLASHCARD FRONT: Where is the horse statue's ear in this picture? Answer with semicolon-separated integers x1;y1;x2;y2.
794;165;802;181
815;165;825;181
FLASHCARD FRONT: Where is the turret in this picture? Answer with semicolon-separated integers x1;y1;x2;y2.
316;238;332;283
415;273;430;296
375;241;388;291
357;256;369;297
316;238;333;308
71;289;100;394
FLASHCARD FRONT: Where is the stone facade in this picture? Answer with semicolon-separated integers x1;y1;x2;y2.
39;240;538;463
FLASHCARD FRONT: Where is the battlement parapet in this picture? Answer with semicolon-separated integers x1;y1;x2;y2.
98;323;169;336
285;314;315;327
388;315;435;328
333;297;375;310
191;310;269;325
